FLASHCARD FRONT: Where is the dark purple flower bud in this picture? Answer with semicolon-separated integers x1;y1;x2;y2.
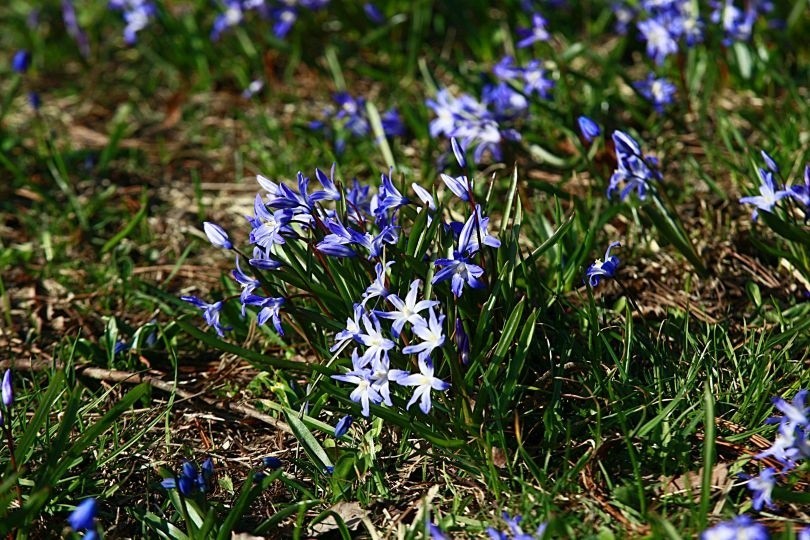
454;318;470;365
178;475;195;496
1;370;12;407
364;3;384;24
262;456;282;469
28;92;41;110
577;116;601;143
12;50;31;73
67;498;97;531
160;478;177;490
253;471;267;483
181;461;197;479
334;415;353;437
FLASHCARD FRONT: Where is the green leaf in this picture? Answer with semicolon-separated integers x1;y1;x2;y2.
284;409;333;470
759;211;810;244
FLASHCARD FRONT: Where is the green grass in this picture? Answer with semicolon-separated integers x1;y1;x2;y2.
1;0;810;538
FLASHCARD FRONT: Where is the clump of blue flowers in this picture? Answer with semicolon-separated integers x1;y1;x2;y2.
611;0;774;65
211;0;330;41
161;458;216;496
700;514;768;540
741;388;809;512
310;92;404;153
426;54;554;164
184;143;501;429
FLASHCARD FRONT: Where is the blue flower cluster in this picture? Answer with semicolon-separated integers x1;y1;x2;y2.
427;54;554;164
700;515;767;540
309;92;404;153
612;0;774;64
633;73;677;113
161;458;216;496
211;0;329;41
187;150;500;422
743;389;809;511
739;151;810;221
67;498;99;540
607;130;662;201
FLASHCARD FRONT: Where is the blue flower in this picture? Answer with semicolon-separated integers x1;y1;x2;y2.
244;295;285;335
699;515;768;540
634;74;677;113
638;18;679;65
67;498;97;531
710;0;757;44
788;165;810;211
12;50;31;73
454;318;470;365
363;3;384;24
376;171;409;220
211;1;243;41
577;116;601;142
401;307;446;363
334;415;353;437
440;173;473;202
486;512;546;540
242;79;264;99
109;0;156;45
522;60;554;99
262;456;282;469
483;83;528;119
517;13;550;48
739;168;790;220
432;254;485;297
745;467;777;511
203;221;233;249
395;358;450;414
2;370;12;407
28;92;42;111
607;130;662;201
760;150;779;174
180;296;230;337
585;241;621;288
799;527;810;540
493;56;523;82
376;279;439;337
362;261;393;306
332;303;366;352
458;204;501;254
381;108;406;137
334;92;370;136
450;137;467;168
332;349;382;417
232;257;260;316
356;313;396;367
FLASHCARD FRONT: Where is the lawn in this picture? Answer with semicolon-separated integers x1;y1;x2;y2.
1;1;809;538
